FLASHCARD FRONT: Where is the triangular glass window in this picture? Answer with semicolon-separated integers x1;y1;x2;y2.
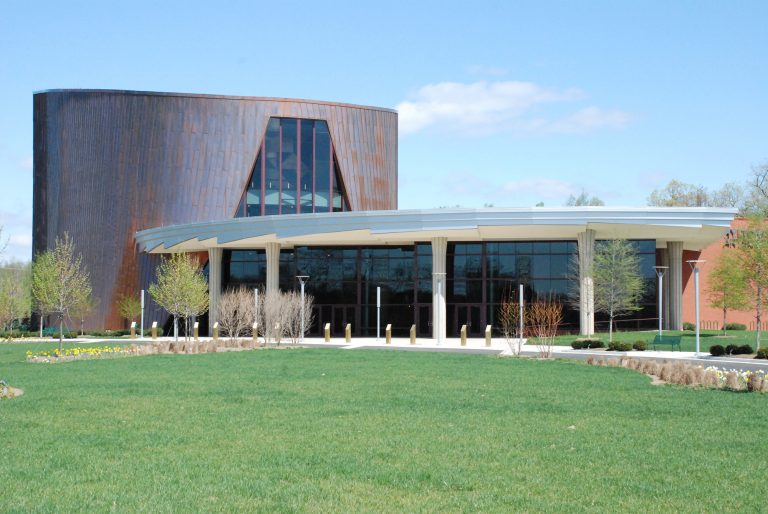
236;118;350;217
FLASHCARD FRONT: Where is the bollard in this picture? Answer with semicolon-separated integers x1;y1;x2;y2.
410;324;416;345
345;323;351;343
253;323;259;345
485;325;492;347
130;321;137;339
460;325;467;346
213;322;219;341
324;323;331;342
385;324;392;344
151;321;158;340
193;321;199;341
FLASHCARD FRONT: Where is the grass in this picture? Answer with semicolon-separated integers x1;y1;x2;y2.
550;329;761;352
1;342;767;512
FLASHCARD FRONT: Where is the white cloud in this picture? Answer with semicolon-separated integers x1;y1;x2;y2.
0;207;33;263
396;80;631;136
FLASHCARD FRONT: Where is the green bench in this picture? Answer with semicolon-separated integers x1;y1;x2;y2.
652;334;682;351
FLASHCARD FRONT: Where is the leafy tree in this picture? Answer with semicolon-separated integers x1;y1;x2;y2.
71;295;99;336
591;239;644;342
118;294;142;327
737;217;768;350
0;262;32;332
31;234;92;352
707;250;750;335
566;190;605;206
148;253;209;342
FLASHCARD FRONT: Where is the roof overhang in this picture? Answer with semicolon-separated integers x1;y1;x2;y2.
135;207;738;254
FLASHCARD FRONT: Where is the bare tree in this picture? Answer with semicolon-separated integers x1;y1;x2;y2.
218;286;255;342
526;297;563;358
498;297;522;355
284;290;315;345
31;233;92;352
261;289;289;346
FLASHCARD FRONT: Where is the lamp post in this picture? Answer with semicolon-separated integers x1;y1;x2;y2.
296;276;309;342
140;289;145;339
653;266;668;339
519;284;524;343
376;286;381;342
433;272;446;345
686;260;705;355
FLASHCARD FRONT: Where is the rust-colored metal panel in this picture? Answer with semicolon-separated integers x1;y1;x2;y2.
33;90;397;329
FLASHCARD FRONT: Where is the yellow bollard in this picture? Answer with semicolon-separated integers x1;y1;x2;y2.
410;324;416;345
213;322;219;341
324;323;331;342
130;321;137;339
345;323;351;343
193;321;199;341
485;325;492;347
385;324;392;344
460;325;467;346
151;321;158;340
253;323;259;345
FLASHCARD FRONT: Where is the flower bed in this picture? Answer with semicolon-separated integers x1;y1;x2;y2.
586;356;768;393
26;345;139;363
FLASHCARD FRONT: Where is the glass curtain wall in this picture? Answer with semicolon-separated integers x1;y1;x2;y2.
221;240;656;338
236;118;350;217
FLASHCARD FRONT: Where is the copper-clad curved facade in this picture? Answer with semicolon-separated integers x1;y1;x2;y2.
33;89;398;329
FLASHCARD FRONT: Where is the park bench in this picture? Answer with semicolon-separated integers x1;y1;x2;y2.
652;334;682;351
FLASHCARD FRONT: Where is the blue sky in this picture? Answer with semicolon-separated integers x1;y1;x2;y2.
1;0;766;261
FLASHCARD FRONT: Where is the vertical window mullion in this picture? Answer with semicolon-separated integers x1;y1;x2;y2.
296;120;301;214
278;121;283;215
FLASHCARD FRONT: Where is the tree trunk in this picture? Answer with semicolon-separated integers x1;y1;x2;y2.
59;316;64;355
173;316;178;342
757;286;762;351
723;307;727;336
609;314;614;342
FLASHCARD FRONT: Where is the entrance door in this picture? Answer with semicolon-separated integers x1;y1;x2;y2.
455;304;482;337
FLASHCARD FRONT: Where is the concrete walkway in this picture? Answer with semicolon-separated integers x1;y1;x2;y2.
11;335;768;373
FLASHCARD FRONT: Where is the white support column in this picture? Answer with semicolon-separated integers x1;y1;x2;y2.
208;248;222;337
659;248;671;330
577;229;596;336
431;237;447;341
667;241;683;331
265;242;280;293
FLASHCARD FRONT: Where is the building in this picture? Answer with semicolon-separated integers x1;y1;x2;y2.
33;89;737;337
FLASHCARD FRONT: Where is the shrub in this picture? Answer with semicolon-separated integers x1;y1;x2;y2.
725;323;747;331
607;342;632;351
683;322;696;331
583;339;603;349
735;344;754;355
49;331;78;340
709;344;726;356
755;348;768;359
632;341;647;351
725;344;738;355
571;340;584;349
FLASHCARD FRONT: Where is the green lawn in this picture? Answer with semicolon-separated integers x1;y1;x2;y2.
550;329;761;352
1;342;766;512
